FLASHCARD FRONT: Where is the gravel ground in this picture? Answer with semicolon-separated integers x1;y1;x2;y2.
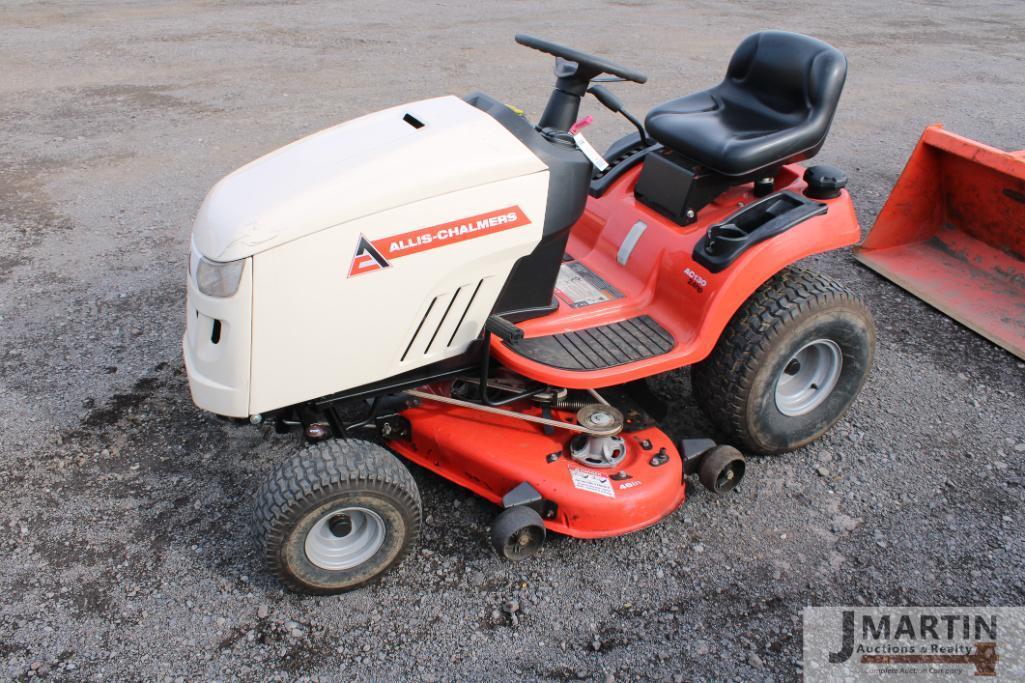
3;1;1025;681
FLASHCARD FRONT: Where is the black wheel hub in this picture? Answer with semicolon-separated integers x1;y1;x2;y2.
504;527;543;560
328;513;353;537
716;463;739;492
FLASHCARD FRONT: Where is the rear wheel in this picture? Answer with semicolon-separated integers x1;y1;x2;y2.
692;267;875;454
254;439;421;594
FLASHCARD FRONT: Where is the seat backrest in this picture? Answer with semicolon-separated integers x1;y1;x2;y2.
723;31;847;129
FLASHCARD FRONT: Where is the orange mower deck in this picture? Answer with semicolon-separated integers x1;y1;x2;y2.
389;384;686;538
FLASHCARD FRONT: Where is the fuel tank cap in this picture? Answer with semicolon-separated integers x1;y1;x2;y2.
803;164;848;200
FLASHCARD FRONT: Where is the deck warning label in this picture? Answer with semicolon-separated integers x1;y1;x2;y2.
555;261;622;308
569;467;615;498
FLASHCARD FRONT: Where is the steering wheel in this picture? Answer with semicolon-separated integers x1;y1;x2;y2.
515;35;648;84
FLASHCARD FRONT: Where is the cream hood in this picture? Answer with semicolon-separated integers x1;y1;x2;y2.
192;95;547;262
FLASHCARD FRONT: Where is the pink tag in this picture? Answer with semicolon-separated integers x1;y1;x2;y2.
569;116;593;136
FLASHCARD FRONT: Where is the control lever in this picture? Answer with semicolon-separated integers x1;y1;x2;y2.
587;84;650;147
485;315;524;344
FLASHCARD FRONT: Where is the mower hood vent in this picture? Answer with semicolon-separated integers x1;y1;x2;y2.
400;279;486;362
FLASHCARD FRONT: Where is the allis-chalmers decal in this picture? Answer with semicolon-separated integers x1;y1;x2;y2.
348;235;391;277
348;206;530;277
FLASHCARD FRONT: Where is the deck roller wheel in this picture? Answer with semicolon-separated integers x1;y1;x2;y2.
491;506;546;561
698;445;746;494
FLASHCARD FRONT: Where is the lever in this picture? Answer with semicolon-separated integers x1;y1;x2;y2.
485;315;524;344
587;84;650;147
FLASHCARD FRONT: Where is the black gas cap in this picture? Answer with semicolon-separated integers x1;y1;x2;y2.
803;165;848;200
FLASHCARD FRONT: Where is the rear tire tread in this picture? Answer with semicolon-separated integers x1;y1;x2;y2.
692;266;872;453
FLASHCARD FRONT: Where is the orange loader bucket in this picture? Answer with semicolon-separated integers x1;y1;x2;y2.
855;125;1025;360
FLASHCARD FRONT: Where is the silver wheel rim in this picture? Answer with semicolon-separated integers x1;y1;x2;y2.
774;339;843;416
304;506;385;571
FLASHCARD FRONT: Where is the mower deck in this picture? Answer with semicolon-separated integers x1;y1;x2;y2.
492;162;862;388
388;384;687;538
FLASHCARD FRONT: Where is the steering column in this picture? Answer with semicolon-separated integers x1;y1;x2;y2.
514;34;648;132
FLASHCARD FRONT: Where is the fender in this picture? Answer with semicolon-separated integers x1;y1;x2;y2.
490;162;861;387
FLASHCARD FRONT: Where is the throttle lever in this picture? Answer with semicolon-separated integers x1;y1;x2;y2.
587;84;650;147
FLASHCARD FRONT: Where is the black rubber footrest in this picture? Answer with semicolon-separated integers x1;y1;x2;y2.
508;316;674;371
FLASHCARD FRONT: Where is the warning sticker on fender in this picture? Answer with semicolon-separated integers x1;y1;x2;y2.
569;467;615;498
555;262;622;308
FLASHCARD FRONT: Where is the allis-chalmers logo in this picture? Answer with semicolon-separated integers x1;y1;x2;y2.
348;205;530;277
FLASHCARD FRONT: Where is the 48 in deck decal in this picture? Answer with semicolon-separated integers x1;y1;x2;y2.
348;205;530;277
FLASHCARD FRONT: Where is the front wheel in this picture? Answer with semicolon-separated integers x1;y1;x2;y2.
253;439;421;594
692;267;875;454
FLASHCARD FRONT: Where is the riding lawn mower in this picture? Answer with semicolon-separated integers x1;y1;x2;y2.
183;31;876;593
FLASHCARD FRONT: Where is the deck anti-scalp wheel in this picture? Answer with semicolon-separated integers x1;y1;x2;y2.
692;267;875;454
699;445;746;494
253;439;421;594
491;506;546;561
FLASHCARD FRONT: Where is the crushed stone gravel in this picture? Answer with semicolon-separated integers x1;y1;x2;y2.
2;1;1024;681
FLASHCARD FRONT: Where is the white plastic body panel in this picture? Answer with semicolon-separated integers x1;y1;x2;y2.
184;94;551;417
182;252;253;417
248;172;548;414
193;96;546;262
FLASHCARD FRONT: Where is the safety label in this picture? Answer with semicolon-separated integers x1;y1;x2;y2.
555;261;622;308
569;467;615;498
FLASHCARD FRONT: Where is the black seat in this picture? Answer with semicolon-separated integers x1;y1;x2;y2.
644;31;847;177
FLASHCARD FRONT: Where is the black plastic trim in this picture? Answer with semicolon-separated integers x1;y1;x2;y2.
402;113;425;129
464;92;593;320
485;315;524;343
634;148;743;226
496;298;560;324
692;190;827;273
502;481;543;509
590;132;660;198
680;438;717;475
507;316;674;371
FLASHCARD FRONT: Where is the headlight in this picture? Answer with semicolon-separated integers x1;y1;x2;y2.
193;253;245;297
